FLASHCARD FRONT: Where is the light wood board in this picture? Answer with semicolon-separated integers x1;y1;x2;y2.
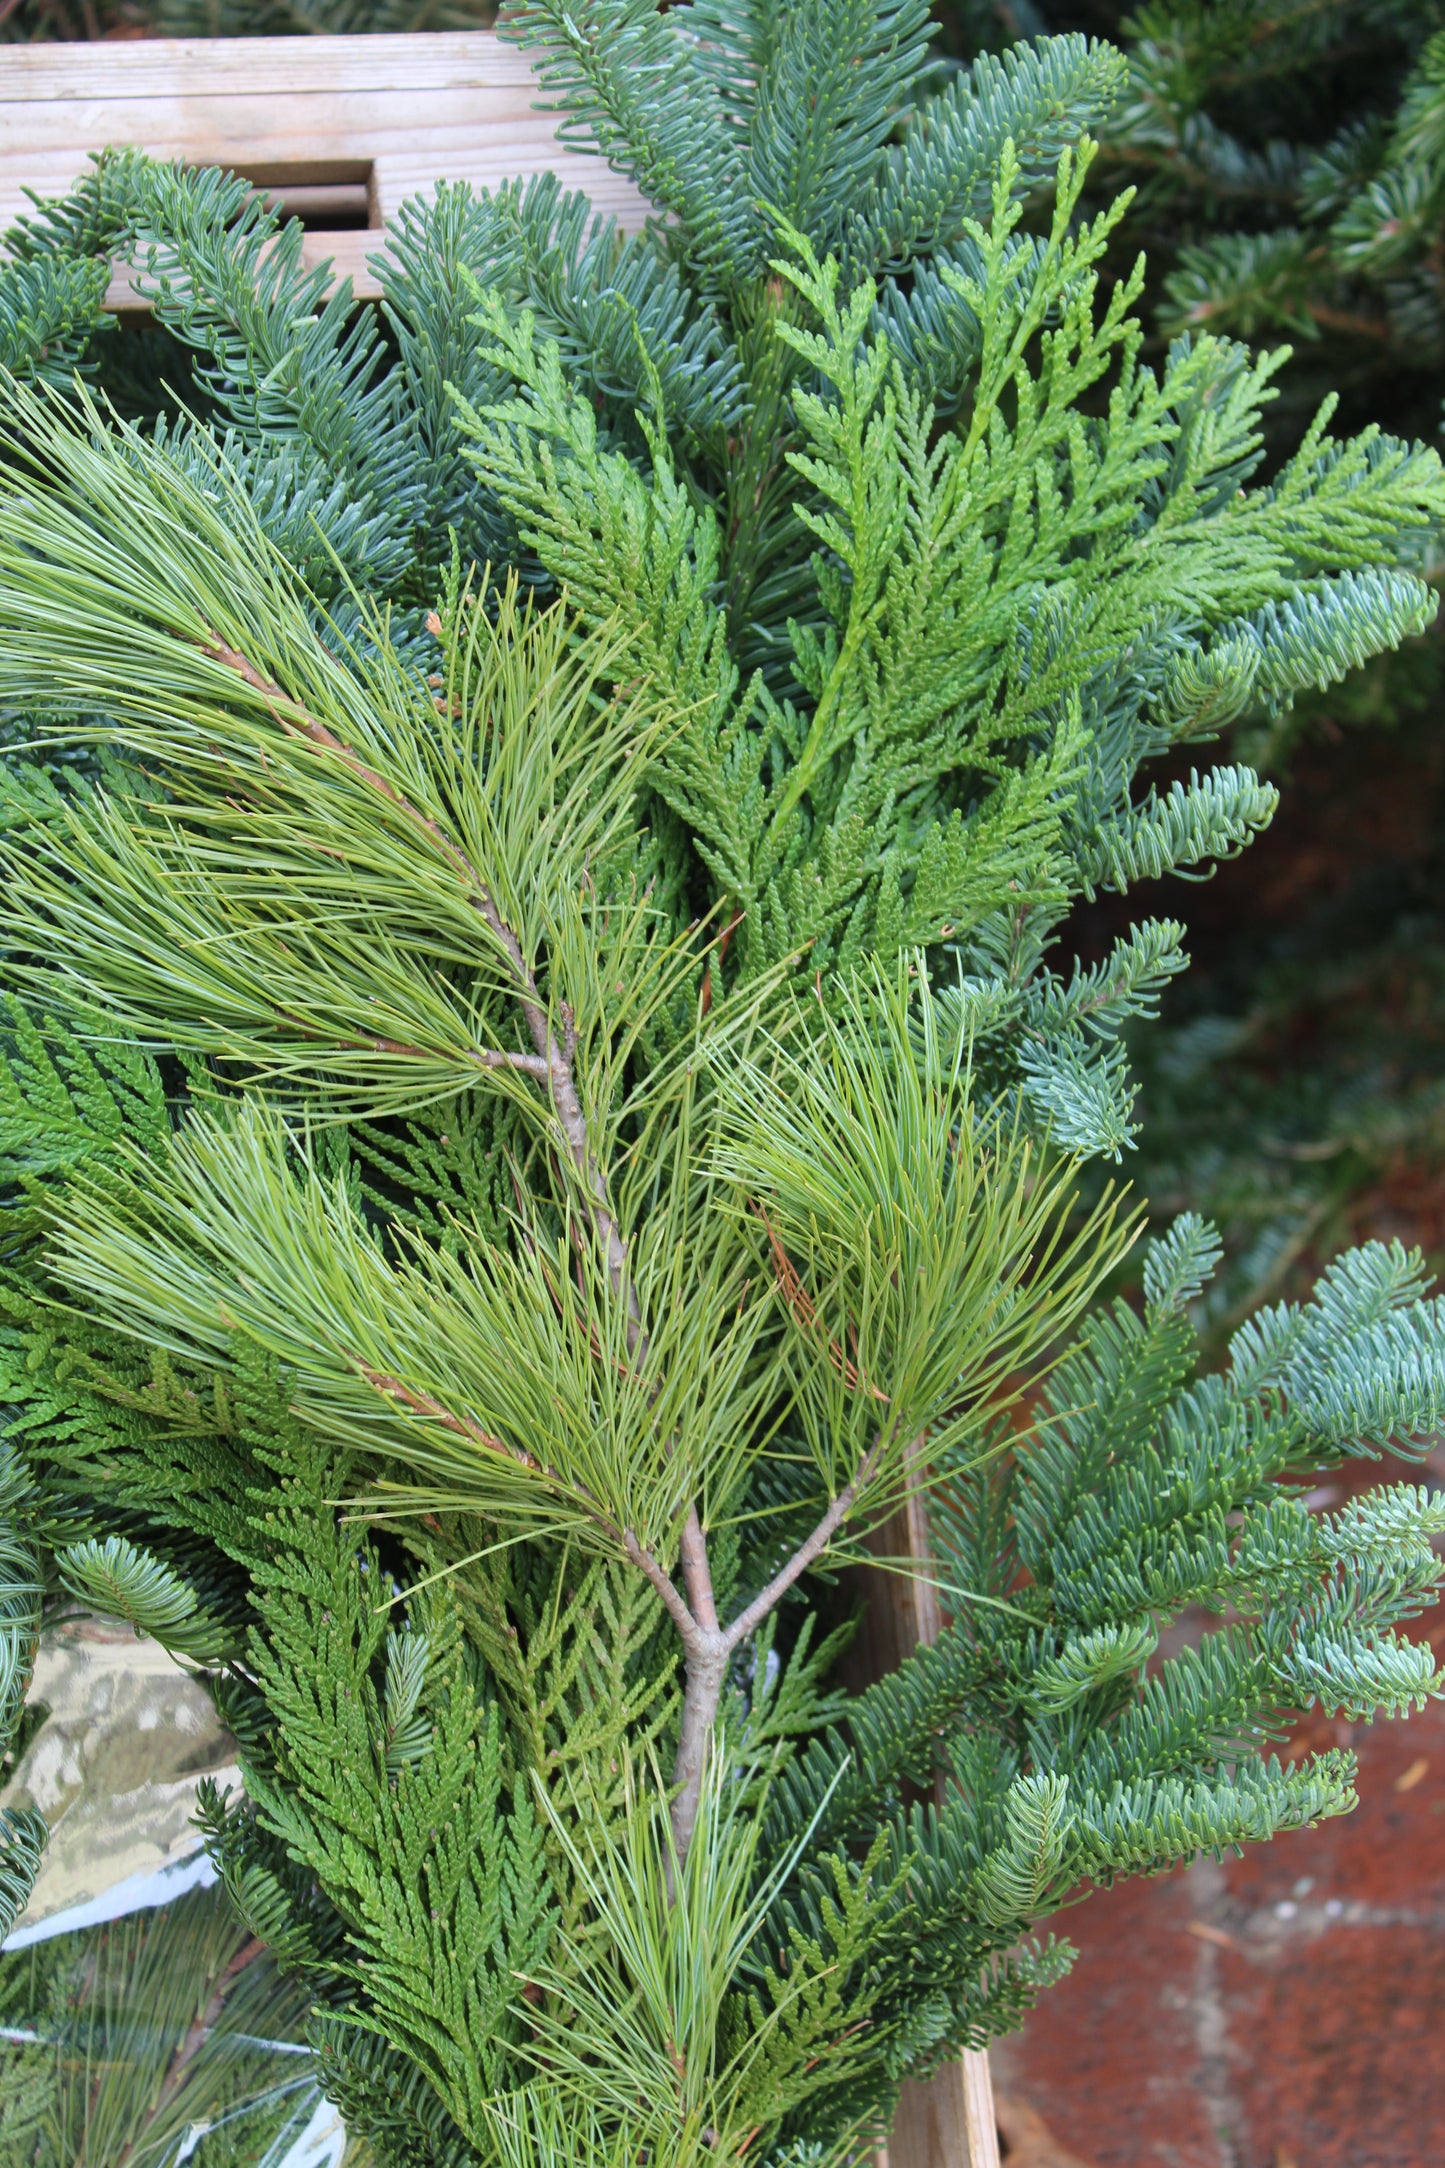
0;32;650;306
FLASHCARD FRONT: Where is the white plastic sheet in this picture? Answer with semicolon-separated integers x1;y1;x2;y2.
2;1839;218;1950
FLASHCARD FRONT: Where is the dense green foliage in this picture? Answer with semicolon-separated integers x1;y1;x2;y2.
942;2;1445;442
930;2;1445;1320
1109;742;1445;1336
0;5;1443;2163
0;0;492;44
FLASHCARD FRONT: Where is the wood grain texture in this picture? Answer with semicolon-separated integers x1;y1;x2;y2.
2;31;539;92
0;32;651;305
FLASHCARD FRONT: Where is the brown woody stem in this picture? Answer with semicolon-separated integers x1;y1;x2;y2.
630;1460;882;1864
670;1630;730;1862
720;1443;882;1655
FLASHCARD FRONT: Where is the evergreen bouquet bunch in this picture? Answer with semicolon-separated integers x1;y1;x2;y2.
2;7;1445;2162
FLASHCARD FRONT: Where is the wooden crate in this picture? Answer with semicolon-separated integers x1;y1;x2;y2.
0;31;649;307
0;33;997;2166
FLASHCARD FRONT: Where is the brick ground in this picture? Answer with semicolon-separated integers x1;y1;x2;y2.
992;1654;1445;2167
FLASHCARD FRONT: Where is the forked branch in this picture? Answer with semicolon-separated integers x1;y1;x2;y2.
722;1441;883;1652
202;631;869;1865
628;1450;884;1862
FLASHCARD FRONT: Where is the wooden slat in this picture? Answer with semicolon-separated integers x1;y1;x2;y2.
0;31;542;95
0;32;651;304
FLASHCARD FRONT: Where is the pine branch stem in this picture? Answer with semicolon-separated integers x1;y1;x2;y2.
671;1629;730;1862
474;1048;552;1079
679;1503;720;1635
286;1015;550;1077
721;1441;883;1654
527;1002;639;1346
619;1520;727;1864
663;1449;884;1863
621;1527;697;1645
360;1370;544;1475
203;628;635;1320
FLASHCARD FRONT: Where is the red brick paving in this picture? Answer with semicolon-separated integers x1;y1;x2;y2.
993;1691;1445;2167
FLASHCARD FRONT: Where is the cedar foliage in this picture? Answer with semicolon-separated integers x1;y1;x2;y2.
0;7;1443;2162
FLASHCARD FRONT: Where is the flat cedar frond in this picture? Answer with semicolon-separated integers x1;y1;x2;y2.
0;8;1443;2163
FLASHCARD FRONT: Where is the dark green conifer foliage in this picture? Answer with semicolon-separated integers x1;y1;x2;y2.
0;8;1444;2162
936;3;1445;1321
1105;772;1445;1337
0;0;493;43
